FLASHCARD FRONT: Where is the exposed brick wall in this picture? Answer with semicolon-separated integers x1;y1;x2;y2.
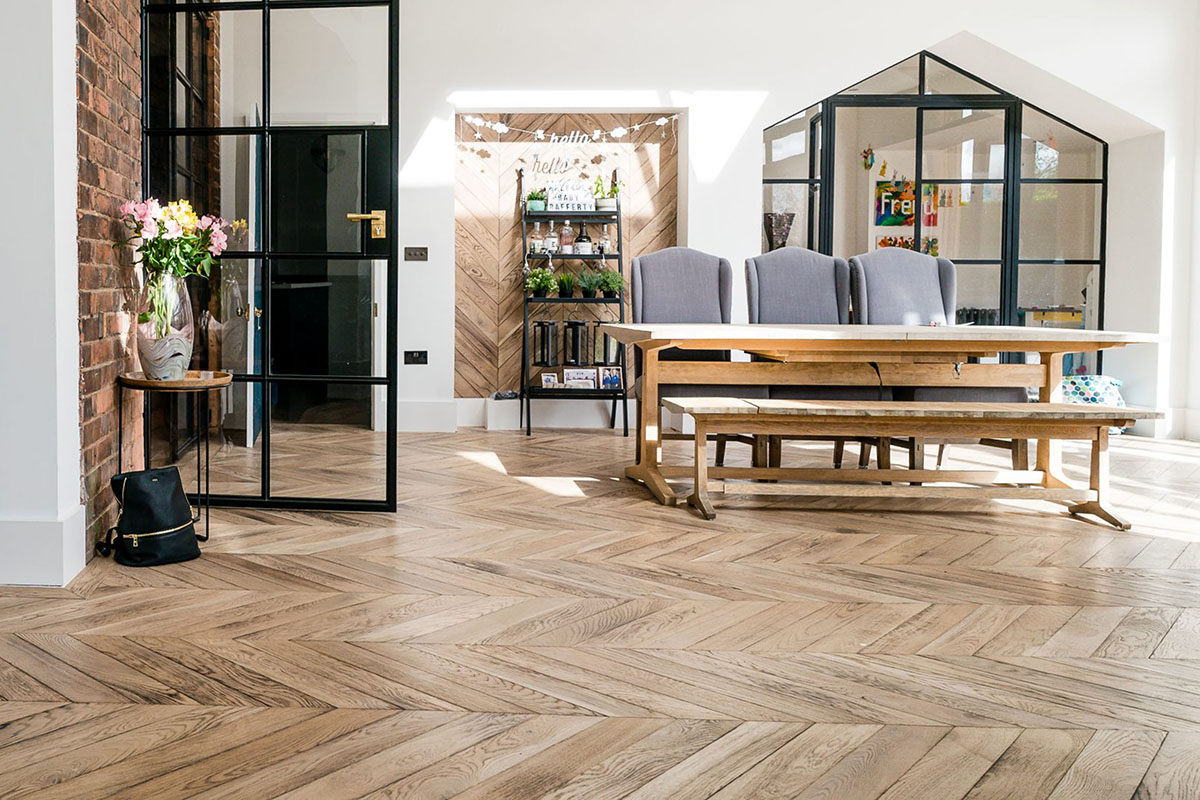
77;0;143;546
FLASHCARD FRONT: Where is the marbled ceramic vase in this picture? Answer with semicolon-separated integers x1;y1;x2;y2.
136;273;194;380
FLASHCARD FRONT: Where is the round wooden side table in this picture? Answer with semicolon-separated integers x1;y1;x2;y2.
117;370;233;540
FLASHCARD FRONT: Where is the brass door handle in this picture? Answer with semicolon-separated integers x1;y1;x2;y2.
347;210;386;239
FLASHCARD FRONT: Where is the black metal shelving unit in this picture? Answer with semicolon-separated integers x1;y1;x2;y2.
519;168;629;437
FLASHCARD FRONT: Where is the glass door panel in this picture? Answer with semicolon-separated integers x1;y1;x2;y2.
832;106;917;256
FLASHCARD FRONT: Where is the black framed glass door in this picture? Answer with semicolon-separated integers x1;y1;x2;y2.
143;0;399;512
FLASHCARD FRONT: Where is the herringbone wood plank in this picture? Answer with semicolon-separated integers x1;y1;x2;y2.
4;431;1200;797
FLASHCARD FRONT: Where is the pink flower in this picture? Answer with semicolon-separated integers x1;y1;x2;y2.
140;217;159;239
198;215;214;230
163;219;183;240
120;200;136;218
208;227;228;256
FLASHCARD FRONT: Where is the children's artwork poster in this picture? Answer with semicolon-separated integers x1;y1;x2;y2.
874;181;915;226
921;183;939;227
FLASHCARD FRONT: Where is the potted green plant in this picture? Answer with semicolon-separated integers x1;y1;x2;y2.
594;177;622;212
556;272;576;298
599;268;625;298
525;267;555;297
525;188;547;213
577;269;603;299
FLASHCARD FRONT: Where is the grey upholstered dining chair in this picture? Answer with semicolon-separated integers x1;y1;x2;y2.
631;247;765;466
848;248;1029;471
746;247;890;468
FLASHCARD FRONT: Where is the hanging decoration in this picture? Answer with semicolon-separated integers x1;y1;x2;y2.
878;159;888;177
461;113;680;142
860;145;875;171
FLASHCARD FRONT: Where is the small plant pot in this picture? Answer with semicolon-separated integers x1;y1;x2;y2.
526;200;546;212
531;289;547;298
580;289;597;299
602;290;617;299
596;198;617;212
558;290;575;299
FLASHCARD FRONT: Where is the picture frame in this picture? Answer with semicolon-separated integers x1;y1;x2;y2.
562;367;597;389
597;366;623;390
541;372;558;388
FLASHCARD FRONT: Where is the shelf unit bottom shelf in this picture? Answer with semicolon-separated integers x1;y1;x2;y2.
526;386;626;400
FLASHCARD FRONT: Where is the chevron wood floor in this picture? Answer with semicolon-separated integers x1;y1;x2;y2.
5;429;1200;798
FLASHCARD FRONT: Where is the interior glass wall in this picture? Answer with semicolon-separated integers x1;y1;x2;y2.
764;52;1107;354
142;0;398;511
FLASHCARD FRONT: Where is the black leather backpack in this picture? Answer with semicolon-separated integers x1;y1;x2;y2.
96;467;203;567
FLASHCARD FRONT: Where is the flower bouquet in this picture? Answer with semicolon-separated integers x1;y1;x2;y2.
116;198;242;380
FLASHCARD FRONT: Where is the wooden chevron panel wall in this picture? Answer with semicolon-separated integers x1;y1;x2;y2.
454;113;679;398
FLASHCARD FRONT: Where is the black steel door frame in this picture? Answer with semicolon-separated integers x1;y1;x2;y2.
141;0;400;513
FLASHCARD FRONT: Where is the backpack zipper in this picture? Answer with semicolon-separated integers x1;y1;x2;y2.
125;519;193;548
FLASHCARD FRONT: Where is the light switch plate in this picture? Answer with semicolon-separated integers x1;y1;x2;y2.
404;247;428;261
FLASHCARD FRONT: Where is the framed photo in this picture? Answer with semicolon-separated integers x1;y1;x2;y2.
562;367;597;389
598;366;623;390
541;372;558;388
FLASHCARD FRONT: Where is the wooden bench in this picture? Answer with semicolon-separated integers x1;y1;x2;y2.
661;398;1163;529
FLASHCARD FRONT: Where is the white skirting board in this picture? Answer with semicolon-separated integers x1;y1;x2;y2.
458;397;630;431
0;504;86;587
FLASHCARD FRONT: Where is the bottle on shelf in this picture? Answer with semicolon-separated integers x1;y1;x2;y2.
598;224;612;255
559;220;576;255
544;221;559;254
528;221;544;254
575;223;593;255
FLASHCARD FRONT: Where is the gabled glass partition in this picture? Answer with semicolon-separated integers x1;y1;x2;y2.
764;51;1107;364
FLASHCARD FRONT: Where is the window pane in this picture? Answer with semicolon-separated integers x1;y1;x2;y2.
146;10;263;129
954;263;1002;325
191;259;263;376
1017;263;1100;329
834;106;916;256
269;381;387;500
270;260;386;377
843;55;920;94
1019;183;1101;260
923;58;998;95
147;387;262;498
1021;105;1103;179
270;7;389;125
763;184;812;251
764;105;818;179
920;182;1003;260
921;108;1005;181
146;134;262;250
270;131;364;253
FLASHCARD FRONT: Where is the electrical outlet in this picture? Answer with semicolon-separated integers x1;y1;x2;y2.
404;350;428;365
404;246;428;261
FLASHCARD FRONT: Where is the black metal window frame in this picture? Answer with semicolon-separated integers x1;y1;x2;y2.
141;0;400;513
765;50;1108;332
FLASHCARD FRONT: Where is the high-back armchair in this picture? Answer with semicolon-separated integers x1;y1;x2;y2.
848;248;1027;470
848;247;956;325
630;247;764;466
746;247;885;468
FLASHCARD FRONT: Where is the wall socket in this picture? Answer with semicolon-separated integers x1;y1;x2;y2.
404;350;428;365
404;246;428;261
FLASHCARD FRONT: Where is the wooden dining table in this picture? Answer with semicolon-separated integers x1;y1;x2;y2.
598;322;1157;516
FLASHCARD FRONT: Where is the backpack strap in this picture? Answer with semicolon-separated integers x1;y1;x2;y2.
95;526;117;558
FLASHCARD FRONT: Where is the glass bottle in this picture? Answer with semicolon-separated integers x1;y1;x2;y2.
574;223;593;255
559;219;576;254
544;221;559;254
598;224;612;255
528;221;544;254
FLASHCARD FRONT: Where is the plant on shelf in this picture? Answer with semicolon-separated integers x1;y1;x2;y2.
525;267;555;297
525;188;547;212
598;268;626;298
556;272;576;298
594;176;622;211
114;197;244;381
577;269;603;299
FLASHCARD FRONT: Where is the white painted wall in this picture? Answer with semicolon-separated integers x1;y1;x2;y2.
0;0;85;585
399;0;1200;437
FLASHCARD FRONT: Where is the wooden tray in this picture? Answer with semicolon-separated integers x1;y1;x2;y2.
119;370;234;391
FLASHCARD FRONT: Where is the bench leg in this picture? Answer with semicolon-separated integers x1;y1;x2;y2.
833;439;846;469
688;420;716;520
858;440;873;468
877;437;891;482
1012;439;1029;471
1069;428;1130;530
753;435;769;469
769;436;782;469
